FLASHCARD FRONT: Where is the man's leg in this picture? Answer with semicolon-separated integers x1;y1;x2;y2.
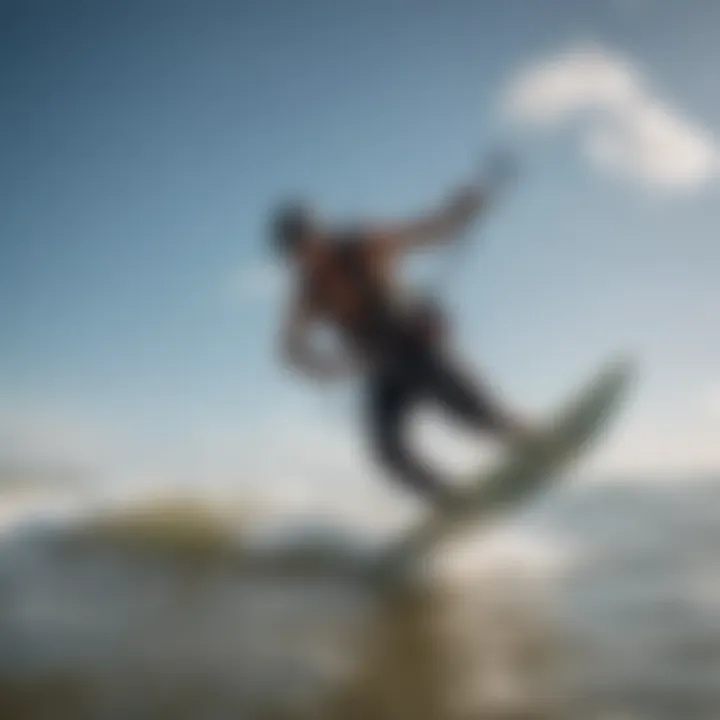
366;369;454;505
425;350;533;443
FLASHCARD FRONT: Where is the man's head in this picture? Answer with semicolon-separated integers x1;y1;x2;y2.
270;201;321;259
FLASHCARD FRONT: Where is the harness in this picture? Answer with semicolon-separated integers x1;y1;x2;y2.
304;232;444;358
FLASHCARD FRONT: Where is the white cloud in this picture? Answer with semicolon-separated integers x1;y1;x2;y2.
502;43;719;189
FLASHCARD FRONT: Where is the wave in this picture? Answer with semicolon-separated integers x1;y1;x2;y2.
2;475;720;719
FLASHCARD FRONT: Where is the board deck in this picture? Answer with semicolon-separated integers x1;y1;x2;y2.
371;356;635;579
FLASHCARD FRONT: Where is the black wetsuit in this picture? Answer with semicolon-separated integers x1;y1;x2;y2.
306;235;507;503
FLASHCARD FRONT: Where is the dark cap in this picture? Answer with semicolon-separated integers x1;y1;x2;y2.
270;201;317;254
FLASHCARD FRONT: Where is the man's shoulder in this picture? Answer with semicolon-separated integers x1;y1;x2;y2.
329;225;371;245
329;225;389;258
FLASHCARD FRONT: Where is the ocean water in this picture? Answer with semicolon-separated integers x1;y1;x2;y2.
1;474;719;720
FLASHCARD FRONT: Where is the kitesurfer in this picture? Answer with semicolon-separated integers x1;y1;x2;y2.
272;167;536;505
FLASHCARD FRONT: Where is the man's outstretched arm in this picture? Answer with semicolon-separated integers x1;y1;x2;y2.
370;153;517;254
370;185;491;254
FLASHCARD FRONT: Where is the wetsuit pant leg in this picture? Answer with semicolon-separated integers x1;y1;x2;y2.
424;349;516;436
367;364;451;503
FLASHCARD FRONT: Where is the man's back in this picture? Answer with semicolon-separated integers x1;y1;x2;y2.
297;231;410;358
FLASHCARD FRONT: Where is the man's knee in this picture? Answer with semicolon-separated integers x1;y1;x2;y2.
371;427;449;499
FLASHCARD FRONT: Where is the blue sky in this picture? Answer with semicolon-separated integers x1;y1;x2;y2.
2;0;720;496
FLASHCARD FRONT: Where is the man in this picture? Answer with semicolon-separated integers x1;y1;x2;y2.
272;172;534;507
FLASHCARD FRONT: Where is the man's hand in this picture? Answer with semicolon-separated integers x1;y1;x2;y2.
286;342;364;383
438;151;519;228
443;185;487;226
280;293;363;383
303;352;364;382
